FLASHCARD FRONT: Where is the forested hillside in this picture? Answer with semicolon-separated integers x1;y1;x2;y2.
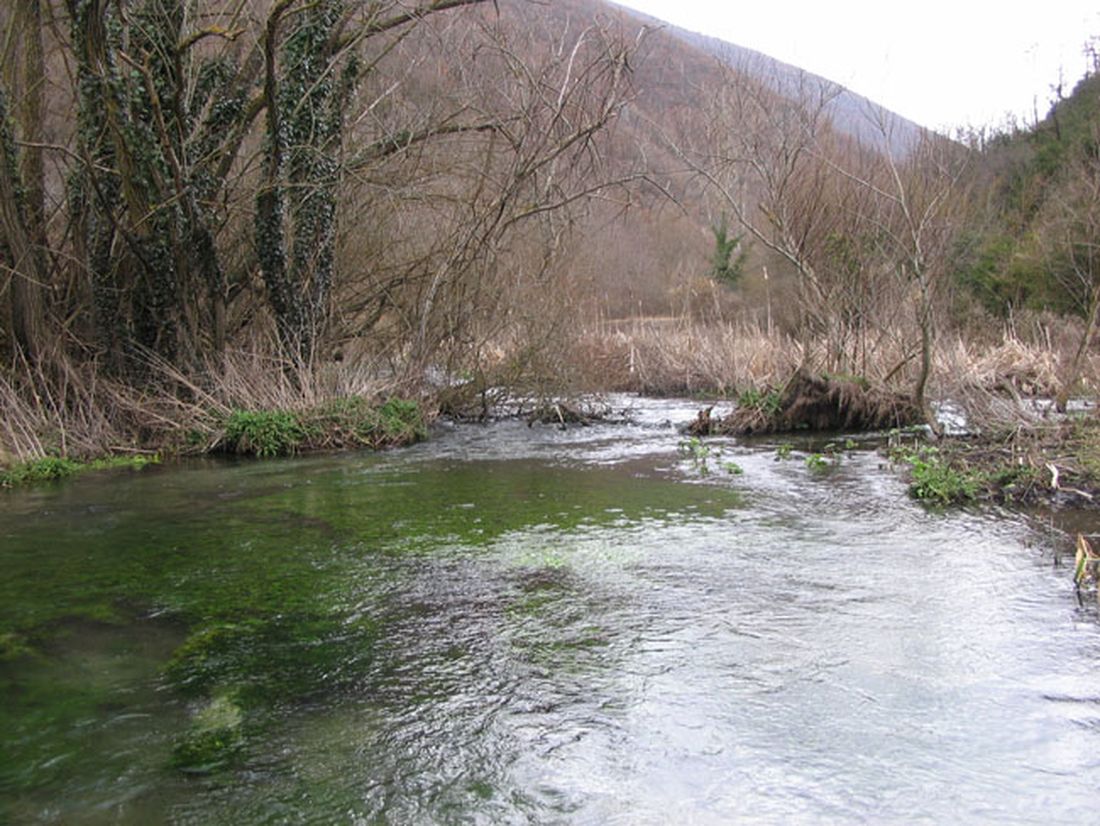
960;70;1100;315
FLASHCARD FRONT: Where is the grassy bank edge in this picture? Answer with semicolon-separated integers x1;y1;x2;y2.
886;417;1100;506
0;395;429;489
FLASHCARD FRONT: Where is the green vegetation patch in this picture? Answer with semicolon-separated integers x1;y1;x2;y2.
163;612;377;705
898;445;982;505
221;397;427;457
737;386;782;415
223;409;306;457
0;454;158;488
887;436;1048;506
678;436;746;478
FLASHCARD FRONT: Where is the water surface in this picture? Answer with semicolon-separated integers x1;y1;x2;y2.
2;396;1099;824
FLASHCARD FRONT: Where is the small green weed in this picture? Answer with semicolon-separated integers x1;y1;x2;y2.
679;436;712;476
678;438;745;478
722;461;744;475
738;387;782;415
805;453;830;471
775;443;793;461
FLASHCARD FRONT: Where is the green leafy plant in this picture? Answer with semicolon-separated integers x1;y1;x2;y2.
775;443;793;461
891;444;981;504
709;213;748;287
223;409;305;457
722;460;744;475
805;453;830;471
679;436;712;476
908;454;980;504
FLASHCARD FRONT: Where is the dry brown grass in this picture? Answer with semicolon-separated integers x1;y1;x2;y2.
3;312;1096;467
0;348;406;466
0;361;124;463
555;314;1098;432
565;317;802;396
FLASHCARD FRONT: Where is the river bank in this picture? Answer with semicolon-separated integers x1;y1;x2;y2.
6;382;1100;517
886;416;1100;506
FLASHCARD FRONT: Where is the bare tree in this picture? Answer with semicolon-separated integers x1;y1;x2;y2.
674;61;844;336
329;7;643;379
669;59;914;376
834;120;972;429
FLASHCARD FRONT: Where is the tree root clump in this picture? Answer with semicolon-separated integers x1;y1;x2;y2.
526;400;614;428
714;370;921;435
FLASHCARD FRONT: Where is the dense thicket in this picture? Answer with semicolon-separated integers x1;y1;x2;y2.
0;0;636;379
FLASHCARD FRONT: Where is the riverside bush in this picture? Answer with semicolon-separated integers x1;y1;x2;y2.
222;410;305;457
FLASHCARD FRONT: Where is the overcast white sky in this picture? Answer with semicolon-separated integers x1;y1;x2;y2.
611;1;1099;132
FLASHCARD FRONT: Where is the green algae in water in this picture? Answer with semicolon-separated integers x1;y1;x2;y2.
164;611;381;705
256;458;742;555
0;452;743;821
0;631;31;662
171;693;244;774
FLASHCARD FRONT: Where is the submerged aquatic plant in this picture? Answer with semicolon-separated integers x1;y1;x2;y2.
171;692;244;774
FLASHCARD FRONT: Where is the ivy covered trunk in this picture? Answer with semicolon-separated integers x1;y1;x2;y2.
66;0;243;373
257;0;353;363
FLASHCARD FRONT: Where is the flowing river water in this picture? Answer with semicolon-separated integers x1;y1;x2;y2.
2;396;1100;824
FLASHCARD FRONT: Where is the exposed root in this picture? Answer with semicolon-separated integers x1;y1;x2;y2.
686;406;714;437
715;371;921;435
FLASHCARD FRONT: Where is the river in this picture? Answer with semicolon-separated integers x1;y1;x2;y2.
1;396;1098;824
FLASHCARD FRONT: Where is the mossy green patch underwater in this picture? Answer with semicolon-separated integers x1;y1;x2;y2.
0;449;740;820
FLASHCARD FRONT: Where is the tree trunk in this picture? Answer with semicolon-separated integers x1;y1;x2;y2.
0;83;44;366
2;1;49;366
914;276;940;435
